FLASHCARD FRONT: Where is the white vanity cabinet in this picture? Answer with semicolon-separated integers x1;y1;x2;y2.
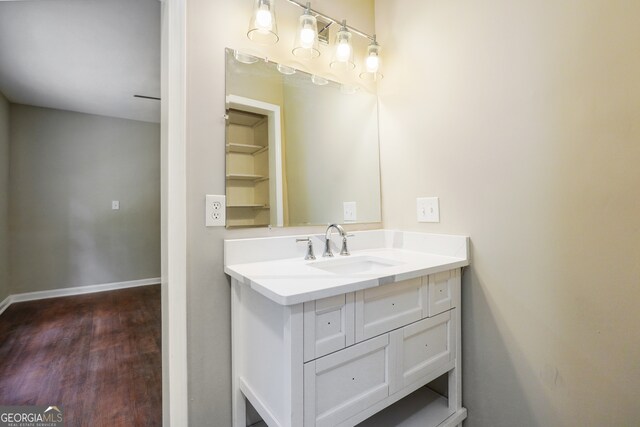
231;268;466;427
304;294;355;362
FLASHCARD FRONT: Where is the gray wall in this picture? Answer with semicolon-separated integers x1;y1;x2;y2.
9;104;160;294
376;0;640;426
0;92;9;302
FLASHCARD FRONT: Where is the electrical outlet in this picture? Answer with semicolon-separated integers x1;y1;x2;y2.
343;201;357;222
206;195;226;227
417;197;440;223
112;201;120;210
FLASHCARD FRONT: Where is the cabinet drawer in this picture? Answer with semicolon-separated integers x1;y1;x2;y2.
355;277;424;342
427;269;459;316
391;310;454;392
304;334;395;427
304;294;355;362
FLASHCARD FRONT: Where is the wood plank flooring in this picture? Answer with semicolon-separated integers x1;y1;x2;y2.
0;285;162;426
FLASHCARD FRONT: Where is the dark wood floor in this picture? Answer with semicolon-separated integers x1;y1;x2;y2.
0;285;162;427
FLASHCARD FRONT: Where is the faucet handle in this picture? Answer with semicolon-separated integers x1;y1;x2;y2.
296;237;316;260
340;234;354;256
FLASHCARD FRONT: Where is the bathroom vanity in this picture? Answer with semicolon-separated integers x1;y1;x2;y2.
225;230;469;427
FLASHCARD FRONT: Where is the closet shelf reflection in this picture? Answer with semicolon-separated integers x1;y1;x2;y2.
226;174;269;182
226;143;269;155
227;204;270;209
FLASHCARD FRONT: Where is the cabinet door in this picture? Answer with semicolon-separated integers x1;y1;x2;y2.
355;277;424;342
391;310;454;393
304;334;395;427
428;269;460;317
304;293;355;362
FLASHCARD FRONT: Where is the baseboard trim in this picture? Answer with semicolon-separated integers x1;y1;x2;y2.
0;277;161;316
0;295;11;317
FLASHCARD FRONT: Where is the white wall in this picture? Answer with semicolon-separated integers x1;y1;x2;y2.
375;0;640;425
0;92;9;303
284;81;380;225
185;0;376;424
9;104;160;294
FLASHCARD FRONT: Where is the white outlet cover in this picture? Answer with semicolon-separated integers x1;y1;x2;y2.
112;200;120;210
343;201;357;222
206;194;226;227
417;197;440;223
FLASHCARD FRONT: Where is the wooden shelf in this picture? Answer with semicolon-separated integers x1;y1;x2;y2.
247;388;453;427
227;223;270;229
357;387;452;427
226;143;267;154
227;204;270;209
227;109;266;127
225;107;271;229
226;173;266;182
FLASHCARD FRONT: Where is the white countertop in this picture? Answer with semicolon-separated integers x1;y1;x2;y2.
224;230;470;305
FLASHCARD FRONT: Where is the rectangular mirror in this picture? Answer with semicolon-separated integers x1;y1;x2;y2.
225;48;381;228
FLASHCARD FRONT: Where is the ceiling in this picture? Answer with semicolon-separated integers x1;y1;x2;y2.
0;0;160;123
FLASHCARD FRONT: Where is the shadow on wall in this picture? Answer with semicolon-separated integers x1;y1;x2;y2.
462;266;538;426
462;238;554;427
463;234;639;427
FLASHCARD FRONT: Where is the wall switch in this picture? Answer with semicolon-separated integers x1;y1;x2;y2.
343;201;357;222
417;197;440;222
112;201;120;210
206;195;226;227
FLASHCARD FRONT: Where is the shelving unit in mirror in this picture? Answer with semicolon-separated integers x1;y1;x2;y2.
226;108;271;228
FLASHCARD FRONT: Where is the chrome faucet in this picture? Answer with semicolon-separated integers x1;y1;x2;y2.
296;237;316;260
323;224;352;257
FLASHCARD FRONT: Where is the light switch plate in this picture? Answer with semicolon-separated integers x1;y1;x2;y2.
417;197;440;222
206;195;226;227
343;201;357;222
112;201;120;210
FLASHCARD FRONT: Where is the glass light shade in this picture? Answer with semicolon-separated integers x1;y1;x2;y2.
330;23;355;71
311;74;328;86
233;50;259;64
247;0;279;45
277;64;296;75
359;39;383;81
292;12;320;59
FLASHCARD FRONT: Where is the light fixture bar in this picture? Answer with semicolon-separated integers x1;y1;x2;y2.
284;0;375;41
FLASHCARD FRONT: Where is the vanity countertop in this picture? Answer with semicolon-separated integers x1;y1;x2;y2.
224;230;469;305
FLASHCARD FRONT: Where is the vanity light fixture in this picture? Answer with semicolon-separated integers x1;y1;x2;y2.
246;0;384;80
330;20;355;70
311;74;328;86
247;0;279;45
292;2;320;59
233;50;260;64
359;35;383;81
277;64;296;75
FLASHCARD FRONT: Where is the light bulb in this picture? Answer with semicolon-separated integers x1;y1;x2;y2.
292;6;319;58
247;0;278;44
255;5;272;32
360;36;382;80
336;41;351;62
300;26;316;49
365;54;380;73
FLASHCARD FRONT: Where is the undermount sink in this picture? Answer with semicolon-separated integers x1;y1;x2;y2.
309;255;403;275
